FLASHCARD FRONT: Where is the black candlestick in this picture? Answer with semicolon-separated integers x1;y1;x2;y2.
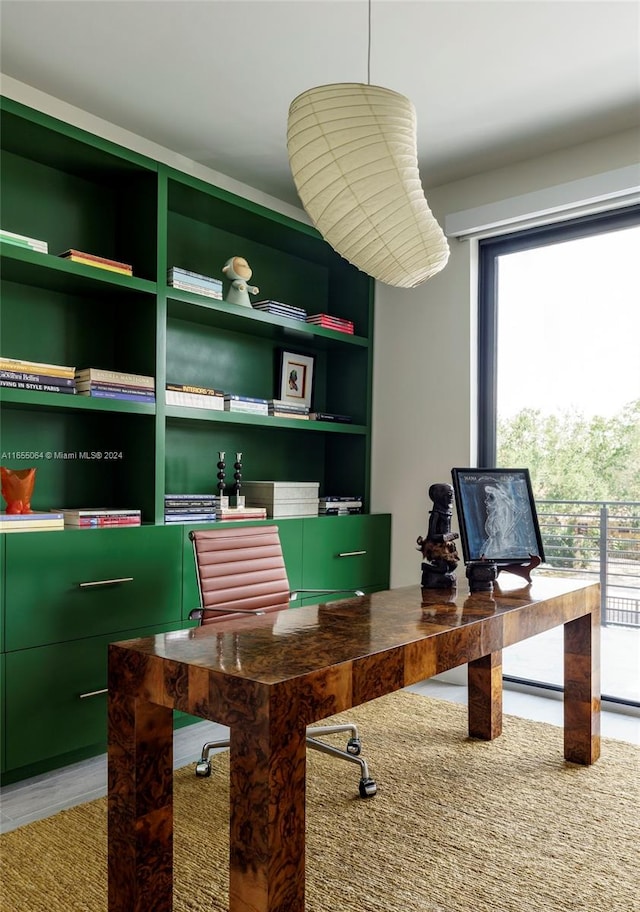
216;451;226;498
233;452;242;496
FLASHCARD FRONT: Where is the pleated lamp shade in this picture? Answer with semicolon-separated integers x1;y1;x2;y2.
287;83;449;288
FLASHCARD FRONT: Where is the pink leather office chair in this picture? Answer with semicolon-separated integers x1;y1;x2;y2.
188;525;377;798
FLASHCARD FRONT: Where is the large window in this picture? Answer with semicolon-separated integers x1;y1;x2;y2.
478;205;640;706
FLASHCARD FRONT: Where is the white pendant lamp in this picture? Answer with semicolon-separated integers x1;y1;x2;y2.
287;82;449;287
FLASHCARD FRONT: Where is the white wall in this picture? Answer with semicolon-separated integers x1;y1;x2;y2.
371;127;640;586
3;74;639;588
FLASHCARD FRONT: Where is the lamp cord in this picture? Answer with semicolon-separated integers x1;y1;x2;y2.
367;0;372;84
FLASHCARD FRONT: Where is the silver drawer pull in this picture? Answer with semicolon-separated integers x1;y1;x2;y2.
79;688;108;699
337;550;367;558
78;577;134;589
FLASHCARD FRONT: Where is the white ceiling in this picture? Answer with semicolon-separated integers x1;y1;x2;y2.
1;1;639;208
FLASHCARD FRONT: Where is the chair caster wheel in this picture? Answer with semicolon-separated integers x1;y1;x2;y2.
195;760;212;777
347;737;362;756
359;777;377;798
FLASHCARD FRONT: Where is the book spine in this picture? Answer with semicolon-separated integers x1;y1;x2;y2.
166;393;224;409
0;523;64;532
309;413;352;422
166;384;224;396
224;394;268;404
65;256;132;276
168;267;223;284
1;512;64;521
77;389;155;403
0;378;76;394
67;517;141;527
164;513;218;522
163;493;219;501
0;359;75;378
224;404;268;413
168;270;222;290
0;236;48;252
76;382;155;397
0;370;75;386
75;369;154;388
60;509;140;517
168;281;223;298
60;250;132;271
164;504;221;512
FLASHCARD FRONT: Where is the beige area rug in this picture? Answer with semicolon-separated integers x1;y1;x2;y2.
1;692;638;912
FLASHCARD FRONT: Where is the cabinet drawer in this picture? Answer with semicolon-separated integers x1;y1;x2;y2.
302;514;391;592
5;526;182;650
3;622;182;771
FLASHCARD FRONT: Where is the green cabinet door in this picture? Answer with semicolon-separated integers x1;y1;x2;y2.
301;514;391;594
3;621;184;773
4;526;183;651
181;518;305;620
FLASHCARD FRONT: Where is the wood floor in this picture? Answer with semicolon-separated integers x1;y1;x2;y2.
1;680;638;834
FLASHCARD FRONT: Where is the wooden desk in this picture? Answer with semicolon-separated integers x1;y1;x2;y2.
107;577;600;912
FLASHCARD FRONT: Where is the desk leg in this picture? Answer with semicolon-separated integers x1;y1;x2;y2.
468;651;503;740
108;693;174;912
229;718;307;912
564;612;601;764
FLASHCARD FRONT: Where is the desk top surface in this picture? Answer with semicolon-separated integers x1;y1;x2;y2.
111;576;599;684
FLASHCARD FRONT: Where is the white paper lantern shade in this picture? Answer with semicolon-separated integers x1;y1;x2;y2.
287;83;449;288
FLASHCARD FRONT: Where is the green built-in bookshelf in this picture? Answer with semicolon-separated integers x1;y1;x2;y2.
0;96;391;782
0;96;376;516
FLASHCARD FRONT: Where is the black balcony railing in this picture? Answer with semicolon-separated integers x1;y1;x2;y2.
537;500;640;627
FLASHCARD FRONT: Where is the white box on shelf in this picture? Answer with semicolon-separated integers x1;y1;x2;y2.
242;481;320;505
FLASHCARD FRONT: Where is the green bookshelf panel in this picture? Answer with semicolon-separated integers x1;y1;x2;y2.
165;419;330;494
0;406;156;519
0;98;158;281
0;276;157;378
165;170;372;335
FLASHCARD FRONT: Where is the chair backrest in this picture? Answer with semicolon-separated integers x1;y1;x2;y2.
190;525;291;625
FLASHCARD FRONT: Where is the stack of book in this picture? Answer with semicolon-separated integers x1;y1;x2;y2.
0;357;76;395
164;494;220;524
319;496;363;516
1;228;48;254
308;411;353;424
166;384;224;410
0;512;64;533
224;394;268;415
55;508;141;528
75;368;155;404
268;399;309;420
167;266;223;299
58;249;132;276
306;313;354;334
242;481;319;518
252;300;307;321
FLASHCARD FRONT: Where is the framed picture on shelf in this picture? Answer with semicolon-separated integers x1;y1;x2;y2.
451;467;545;564
278;350;315;408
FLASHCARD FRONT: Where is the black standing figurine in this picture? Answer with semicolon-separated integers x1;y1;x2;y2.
416;483;460;589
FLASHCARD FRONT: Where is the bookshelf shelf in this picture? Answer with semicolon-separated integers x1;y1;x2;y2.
0;388;156;414
0;244;157;296
164;406;367;434
0;96;390;783
166;291;369;348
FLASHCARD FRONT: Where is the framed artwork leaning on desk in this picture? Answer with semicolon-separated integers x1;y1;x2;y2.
451;467;545;564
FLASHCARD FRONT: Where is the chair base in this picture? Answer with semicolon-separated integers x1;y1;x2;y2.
195;722;377;798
